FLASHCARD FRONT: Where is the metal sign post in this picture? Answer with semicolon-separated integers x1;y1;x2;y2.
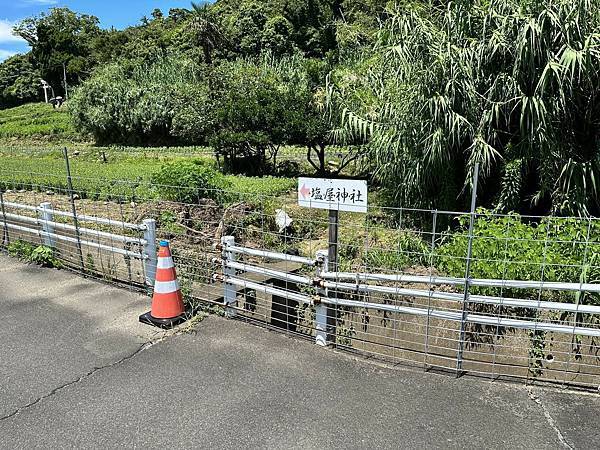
298;177;368;345
327;208;339;343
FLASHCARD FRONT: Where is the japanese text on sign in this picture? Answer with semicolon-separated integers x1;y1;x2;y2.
297;178;368;213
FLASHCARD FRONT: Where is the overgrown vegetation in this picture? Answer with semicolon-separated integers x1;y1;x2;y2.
3;0;597;215
437;211;600;293
7;240;62;268
436;210;600;374
151;159;229;203
331;0;600;215
69;57;210;146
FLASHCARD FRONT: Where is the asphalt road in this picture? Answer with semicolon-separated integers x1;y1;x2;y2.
1;255;599;449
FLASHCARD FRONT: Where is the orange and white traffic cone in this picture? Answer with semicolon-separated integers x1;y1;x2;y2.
139;240;187;328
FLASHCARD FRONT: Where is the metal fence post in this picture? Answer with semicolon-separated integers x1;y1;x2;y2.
424;209;438;369
63;148;85;271
0;190;8;248
315;249;329;346
38;202;55;248
142;218;157;286
221;235;237;317
456;162;480;375
327;209;339;344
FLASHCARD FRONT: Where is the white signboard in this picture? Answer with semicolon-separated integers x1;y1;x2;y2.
298;177;368;213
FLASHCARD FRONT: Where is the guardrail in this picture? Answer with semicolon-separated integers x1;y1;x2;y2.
215;235;600;378
0;200;157;286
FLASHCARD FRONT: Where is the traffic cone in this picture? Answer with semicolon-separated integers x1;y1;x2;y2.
139;240;187;328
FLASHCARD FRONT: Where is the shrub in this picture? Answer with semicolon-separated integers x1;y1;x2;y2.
436;210;600;293
151;159;229;203
70;56;210;145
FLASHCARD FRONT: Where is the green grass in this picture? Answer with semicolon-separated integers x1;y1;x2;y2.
0;103;308;202
224;175;295;197
0;103;80;140
0;103;351;180
0;148;296;202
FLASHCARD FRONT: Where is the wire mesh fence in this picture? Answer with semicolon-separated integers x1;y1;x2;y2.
1;153;600;391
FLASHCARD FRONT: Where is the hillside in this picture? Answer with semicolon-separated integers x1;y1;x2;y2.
0;103;82;142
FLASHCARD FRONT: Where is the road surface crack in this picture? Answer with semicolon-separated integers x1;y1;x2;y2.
527;387;573;449
0;338;161;423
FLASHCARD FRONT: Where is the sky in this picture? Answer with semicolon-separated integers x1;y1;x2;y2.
0;0;197;61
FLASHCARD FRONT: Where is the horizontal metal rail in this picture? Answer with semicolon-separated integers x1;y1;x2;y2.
226;244;316;266
223;260;312;286
323;295;600;338
3;201;145;231
222;275;600;338
2;222;146;259
3;212;146;245
223;276;315;305
321;271;600;294
321;280;600;315
222;256;600;316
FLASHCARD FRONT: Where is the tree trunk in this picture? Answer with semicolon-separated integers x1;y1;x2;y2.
307;143;327;176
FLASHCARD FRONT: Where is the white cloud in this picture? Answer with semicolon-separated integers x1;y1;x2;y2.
0;49;18;62
0;20;25;44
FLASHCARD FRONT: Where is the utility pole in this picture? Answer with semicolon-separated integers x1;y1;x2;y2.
62;62;68;101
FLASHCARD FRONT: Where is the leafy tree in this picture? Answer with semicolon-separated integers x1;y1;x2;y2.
0;55;40;108
334;0;389;54
152;9;164;20
151;159;228;203
189;1;227;65
209;55;325;175
214;0;270;57
98;11;184;64
13;8;101;93
282;0;337;58
261;16;295;56
331;0;600;216
212;0;341;58
210;56;294;174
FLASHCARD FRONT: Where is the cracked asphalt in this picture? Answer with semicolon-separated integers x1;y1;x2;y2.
1;255;599;449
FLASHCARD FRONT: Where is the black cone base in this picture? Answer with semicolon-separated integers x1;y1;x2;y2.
139;311;187;329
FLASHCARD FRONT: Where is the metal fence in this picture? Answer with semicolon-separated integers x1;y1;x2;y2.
1;157;600;391
0;198;156;286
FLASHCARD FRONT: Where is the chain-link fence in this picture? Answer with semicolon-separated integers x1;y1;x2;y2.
1;152;600;391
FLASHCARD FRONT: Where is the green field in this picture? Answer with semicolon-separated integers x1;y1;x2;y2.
0;103;81;141
0;102;322;202
0;147;296;201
